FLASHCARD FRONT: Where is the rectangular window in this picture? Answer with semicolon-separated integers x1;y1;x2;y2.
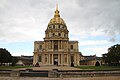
45;54;47;63
70;45;73;49
38;55;42;62
64;54;67;63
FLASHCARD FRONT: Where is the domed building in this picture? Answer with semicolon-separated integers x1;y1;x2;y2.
33;6;81;66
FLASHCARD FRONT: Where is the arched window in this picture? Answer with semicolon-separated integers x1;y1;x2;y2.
39;45;42;50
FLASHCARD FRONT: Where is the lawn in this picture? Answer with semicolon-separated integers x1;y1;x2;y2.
0;66;31;70
75;66;120;70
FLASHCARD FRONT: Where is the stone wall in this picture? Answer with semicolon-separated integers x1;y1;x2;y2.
0;69;120;78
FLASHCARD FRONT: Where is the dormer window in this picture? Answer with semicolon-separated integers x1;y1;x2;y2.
51;25;53;28
49;26;51;29
53;25;55;29
58;33;61;36
53;33;55;36
59;25;60;29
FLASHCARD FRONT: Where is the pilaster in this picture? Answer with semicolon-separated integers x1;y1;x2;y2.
52;54;53;65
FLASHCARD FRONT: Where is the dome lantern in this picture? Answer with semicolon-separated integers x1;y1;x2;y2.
48;4;66;26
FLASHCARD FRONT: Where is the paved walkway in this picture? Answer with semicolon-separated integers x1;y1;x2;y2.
32;66;80;70
15;66;81;70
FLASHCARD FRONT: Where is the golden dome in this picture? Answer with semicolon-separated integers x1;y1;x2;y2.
48;5;66;25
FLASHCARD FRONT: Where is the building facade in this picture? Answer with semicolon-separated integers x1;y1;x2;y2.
33;6;81;66
80;55;102;66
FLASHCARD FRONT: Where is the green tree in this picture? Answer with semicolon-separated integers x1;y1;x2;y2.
0;48;13;66
12;57;18;66
106;44;120;65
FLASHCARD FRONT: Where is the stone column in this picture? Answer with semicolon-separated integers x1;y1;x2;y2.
77;53;80;66
52;54;53;64
67;54;69;65
74;53;77;66
33;53;38;65
48;53;50;64
60;40;61;49
42;54;45;64
52;40;54;50
61;41;62;49
48;41;51;49
47;41;49;49
46;41;48;49
62;53;64;65
58;54;60;65
51;40;52;49
67;41;68;51
50;54;51;64
45;41;46;49
68;52;71;65
60;54;61;65
58;40;60;50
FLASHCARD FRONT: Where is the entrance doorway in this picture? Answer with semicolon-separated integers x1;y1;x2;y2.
71;55;74;67
53;54;58;66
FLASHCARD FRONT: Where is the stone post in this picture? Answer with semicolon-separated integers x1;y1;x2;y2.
10;70;20;77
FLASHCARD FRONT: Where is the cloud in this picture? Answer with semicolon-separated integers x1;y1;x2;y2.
0;0;120;43
79;40;109;46
62;0;120;42
0;0;49;43
84;46;108;57
0;0;120;56
12;52;32;56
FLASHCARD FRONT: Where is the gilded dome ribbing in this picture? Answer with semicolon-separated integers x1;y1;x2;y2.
48;5;66;25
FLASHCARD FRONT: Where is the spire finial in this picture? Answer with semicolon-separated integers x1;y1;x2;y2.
56;3;58;11
56;0;58;10
54;2;60;17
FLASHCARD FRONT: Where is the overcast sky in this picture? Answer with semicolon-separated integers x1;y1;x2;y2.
0;0;120;57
